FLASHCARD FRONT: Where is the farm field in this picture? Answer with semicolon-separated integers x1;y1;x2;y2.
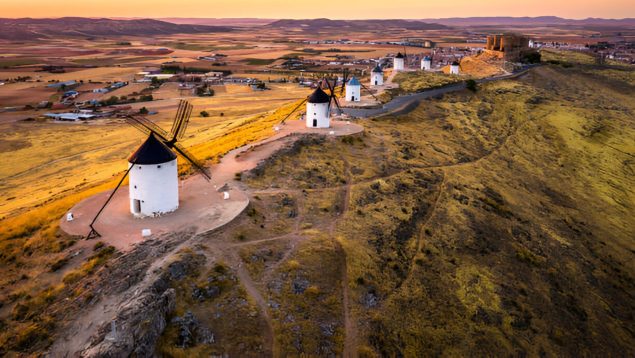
0;82;310;217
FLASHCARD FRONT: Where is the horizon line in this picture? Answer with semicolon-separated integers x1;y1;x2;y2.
1;15;634;21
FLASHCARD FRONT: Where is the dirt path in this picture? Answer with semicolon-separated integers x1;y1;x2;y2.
329;153;358;357
224;248;277;356
50;66;541;356
51;119;363;356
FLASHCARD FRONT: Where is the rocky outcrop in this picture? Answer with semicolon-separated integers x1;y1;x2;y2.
80;288;176;357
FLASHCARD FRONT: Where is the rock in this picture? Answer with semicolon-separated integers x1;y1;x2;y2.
171;311;215;347
192;284;221;302
81;288;176;357
362;291;379;308
292;278;309;294
320;323;336;337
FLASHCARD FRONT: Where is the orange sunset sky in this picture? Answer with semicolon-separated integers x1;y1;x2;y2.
1;0;634;19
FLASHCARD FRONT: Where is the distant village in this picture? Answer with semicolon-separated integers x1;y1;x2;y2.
1;32;632;122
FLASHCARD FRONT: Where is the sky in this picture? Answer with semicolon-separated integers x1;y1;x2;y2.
1;0;633;19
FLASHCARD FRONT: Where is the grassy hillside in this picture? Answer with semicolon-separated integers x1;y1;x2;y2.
1;51;633;355
232;60;634;355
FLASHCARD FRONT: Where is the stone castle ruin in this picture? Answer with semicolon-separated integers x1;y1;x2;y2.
485;33;535;62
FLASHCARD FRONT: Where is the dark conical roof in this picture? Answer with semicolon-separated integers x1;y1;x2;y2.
347;76;360;86
395;52;404;59
372;64;383;73
128;133;176;165
307;87;331;103
451;61;460;66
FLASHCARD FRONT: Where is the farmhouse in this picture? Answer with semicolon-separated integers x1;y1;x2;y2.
44;112;97;121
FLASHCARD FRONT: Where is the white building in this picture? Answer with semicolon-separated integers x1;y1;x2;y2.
421;56;432;71
128;134;179;217
394;52;405;71
306;87;331;128
345;77;361;102
370;64;384;86
450;61;460;75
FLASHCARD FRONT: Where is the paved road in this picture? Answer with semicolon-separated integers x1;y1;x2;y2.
342;65;539;118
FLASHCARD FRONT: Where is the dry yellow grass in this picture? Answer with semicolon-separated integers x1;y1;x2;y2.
0;83;309;218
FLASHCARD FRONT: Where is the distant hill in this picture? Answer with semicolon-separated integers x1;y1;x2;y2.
158;18;275;27
267;18;448;31
418;16;635;27
0;17;232;40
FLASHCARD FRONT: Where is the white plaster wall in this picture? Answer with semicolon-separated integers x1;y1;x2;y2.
305;102;330;128
394;58;405;71
371;72;384;86
345;85;361;102
128;158;179;217
421;59;431;70
450;65;460;74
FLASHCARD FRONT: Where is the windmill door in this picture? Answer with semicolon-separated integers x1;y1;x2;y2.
374;80;377;85
313;119;317;127
133;199;141;214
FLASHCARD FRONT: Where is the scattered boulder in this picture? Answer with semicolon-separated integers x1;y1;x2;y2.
171;311;215;348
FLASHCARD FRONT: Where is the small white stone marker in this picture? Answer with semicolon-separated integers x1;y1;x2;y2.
141;229;152;237
66;212;74;222
329;131;335;135
274;126;280;131
346;121;350;125
223;192;230;200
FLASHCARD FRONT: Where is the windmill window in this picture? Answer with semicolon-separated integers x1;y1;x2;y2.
157;165;161;169
134;185;137;189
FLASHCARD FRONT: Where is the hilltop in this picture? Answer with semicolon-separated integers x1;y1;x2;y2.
0;17;232;40
418;16;635;27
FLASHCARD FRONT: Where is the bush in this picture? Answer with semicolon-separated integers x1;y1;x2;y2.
200;110;209;117
139;107;149;115
522;52;541;64
466;79;477;92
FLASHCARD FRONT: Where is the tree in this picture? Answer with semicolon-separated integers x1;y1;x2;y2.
200;110;209;117
139;107;149;115
466;79;477;92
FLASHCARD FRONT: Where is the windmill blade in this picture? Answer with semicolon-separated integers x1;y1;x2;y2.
281;98;308;124
87;161;136;239
339;68;349;96
359;82;379;102
170;100;193;141
324;79;342;115
127;115;170;142
170;100;186;136
172;143;211;180
331;95;343;115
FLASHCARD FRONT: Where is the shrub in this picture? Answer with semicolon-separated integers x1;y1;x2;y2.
200;110;209;117
466;79;477;92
